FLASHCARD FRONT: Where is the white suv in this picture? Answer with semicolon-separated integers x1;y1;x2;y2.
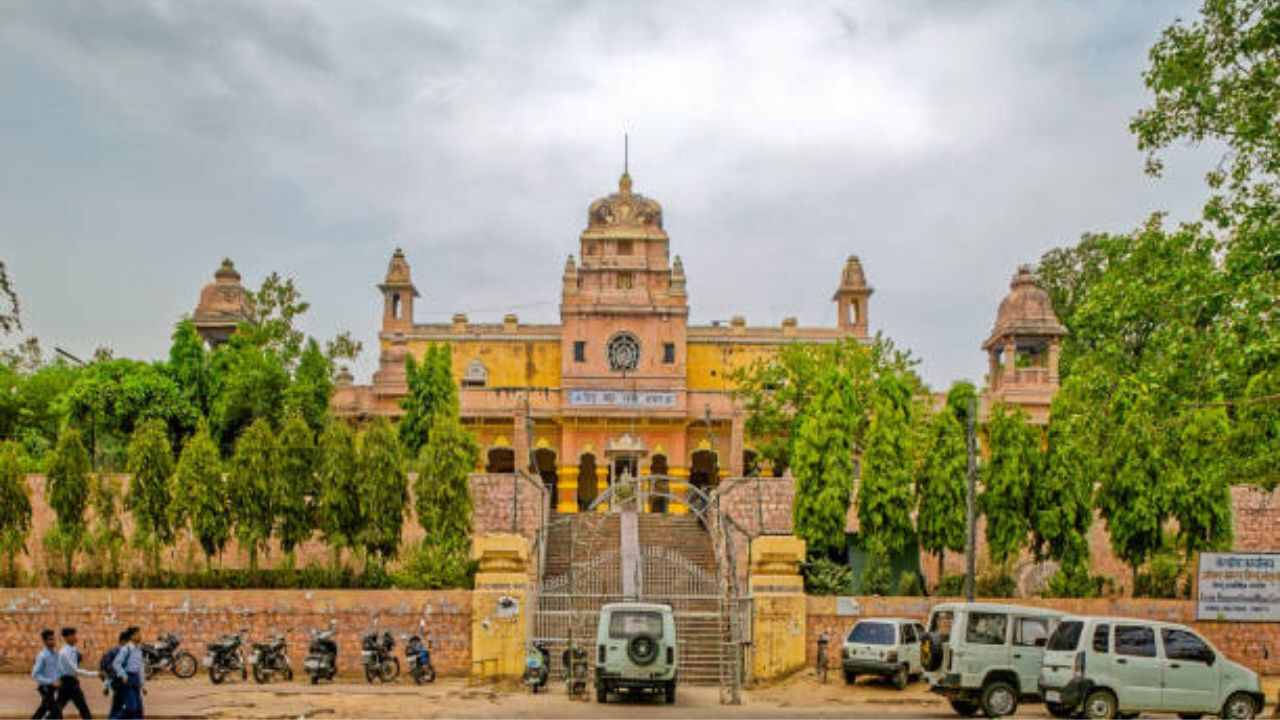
1039;615;1263;719
922;602;1063;717
841;618;926;689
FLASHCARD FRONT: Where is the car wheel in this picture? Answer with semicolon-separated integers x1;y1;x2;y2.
980;680;1018;718
843;670;857;685
596;685;608;703
1222;692;1257;720
892;665;908;690
1081;689;1117;719
665;682;676;704
948;699;979;717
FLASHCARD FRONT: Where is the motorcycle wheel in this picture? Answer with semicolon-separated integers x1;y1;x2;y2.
310;673;319;685
172;652;198;679
364;665;378;684
143;662;157;681
420;665;436;684
382;657;400;682
210;667;225;685
282;664;293;682
253;664;268;684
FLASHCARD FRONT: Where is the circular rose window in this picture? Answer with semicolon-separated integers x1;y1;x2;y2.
607;333;641;371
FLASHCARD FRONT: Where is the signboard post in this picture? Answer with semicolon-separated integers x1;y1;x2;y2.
1195;551;1280;622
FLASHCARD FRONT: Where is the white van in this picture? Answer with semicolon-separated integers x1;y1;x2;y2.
1039;615;1263;719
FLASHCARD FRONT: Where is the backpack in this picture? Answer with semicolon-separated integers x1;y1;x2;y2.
99;646;121;682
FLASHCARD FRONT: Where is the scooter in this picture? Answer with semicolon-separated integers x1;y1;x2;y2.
303;624;338;685
403;632;436;685
249;633;293;684
523;642;550;694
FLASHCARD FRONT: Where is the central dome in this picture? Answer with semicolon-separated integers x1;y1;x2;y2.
586;173;663;229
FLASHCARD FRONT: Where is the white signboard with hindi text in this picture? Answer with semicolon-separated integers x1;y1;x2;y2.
566;389;678;408
1196;552;1280;622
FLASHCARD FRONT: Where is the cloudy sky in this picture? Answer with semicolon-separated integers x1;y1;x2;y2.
1;0;1215;388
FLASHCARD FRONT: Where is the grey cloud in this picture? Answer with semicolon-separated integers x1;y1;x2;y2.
1;0;1210;389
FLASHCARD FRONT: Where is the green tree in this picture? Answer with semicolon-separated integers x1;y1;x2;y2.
1095;382;1170;587
981;404;1041;566
1169;406;1234;557
1132;0;1280;219
316;420;363;569
172;420;229;568
358;417;407;566
0;440;32;585
240;271;311;367
414;411;478;541
916;387;968;585
86;473;126;583
64;359;197;470
125;418;176;572
276;414;316;556
1036;389;1099;595
1234;369;1280;489
167;319;212;420
209;337;290;448
45;427;92;581
398;345;458;457
284;338;333;435
228;418;278;572
858;390;917;571
790;367;860;560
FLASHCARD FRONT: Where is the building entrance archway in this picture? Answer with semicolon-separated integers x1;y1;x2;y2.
486;446;515;473
577;453;599;508
534;448;558;506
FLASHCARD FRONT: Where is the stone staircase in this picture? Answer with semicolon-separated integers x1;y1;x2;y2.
636;514;723;685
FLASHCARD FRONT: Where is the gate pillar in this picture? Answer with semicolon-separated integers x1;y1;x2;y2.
471;533;529;679
749;535;806;680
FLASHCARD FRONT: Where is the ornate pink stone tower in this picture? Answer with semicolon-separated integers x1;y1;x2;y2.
981;265;1066;424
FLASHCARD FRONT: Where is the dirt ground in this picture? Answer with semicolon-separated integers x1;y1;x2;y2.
1;673;1276;719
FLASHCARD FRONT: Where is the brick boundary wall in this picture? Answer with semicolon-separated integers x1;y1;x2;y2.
0;589;472;678
806;595;1280;676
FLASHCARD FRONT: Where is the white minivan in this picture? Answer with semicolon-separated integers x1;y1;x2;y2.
1039;615;1264;719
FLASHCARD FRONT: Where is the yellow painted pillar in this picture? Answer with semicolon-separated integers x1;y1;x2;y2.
557;467;580;514
668;467;689;515
471;534;530;680
749;535;807;681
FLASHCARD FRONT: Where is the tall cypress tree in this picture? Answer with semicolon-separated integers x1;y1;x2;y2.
228;418;278;571
276;413;316;556
915;399;967;586
398;344;458;457
859;391;917;592
415;411;478;542
172;420;229;569
358;417;407;566
981;404;1042;567
0;441;32;585
316;420;363;569
46;427;92;581
125;418;176;573
791;367;859;560
284;338;333;435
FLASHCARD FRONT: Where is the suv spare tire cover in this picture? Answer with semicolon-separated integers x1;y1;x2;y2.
627;635;659;666
921;632;944;671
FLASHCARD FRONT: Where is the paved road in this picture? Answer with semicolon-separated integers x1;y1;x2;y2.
0;675;1274;719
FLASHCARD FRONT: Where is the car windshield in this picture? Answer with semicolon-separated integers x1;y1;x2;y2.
1046;621;1084;651
848;622;895;645
608;611;663;639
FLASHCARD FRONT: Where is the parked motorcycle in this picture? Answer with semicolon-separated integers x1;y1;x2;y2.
523;642;550;693
303;625;338;685
141;632;198;679
402;632;436;685
249;633;293;684
204;630;248;684
361;630;399;683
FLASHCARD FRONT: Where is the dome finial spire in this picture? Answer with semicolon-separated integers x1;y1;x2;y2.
619;132;633;194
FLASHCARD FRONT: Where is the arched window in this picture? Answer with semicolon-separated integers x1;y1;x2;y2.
391;293;402;319
463;359;488;388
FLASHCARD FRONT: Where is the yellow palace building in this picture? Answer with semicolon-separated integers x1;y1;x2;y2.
332;171;871;514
